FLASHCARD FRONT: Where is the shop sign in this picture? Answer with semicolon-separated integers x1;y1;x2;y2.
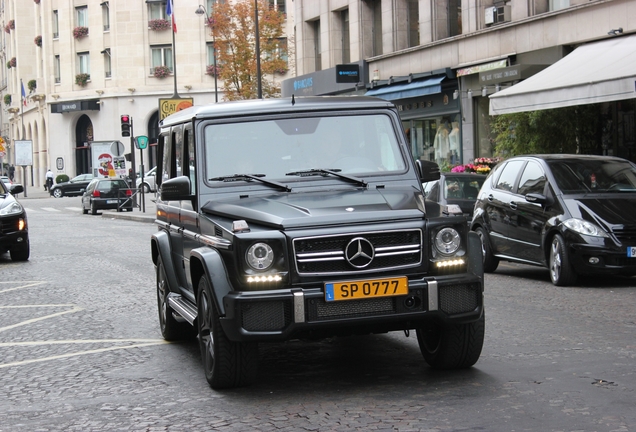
456;59;508;77
335;64;360;83
159;98;194;120
479;65;521;85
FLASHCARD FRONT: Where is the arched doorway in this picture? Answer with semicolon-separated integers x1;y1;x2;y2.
75;115;93;175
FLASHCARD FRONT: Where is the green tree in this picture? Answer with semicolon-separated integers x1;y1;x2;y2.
490;105;603;158
210;0;288;100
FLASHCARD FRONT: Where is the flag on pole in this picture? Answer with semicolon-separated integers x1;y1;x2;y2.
166;0;177;33
21;80;27;106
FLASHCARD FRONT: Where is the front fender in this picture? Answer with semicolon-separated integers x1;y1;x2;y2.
151;230;180;295
190;247;233;316
467;230;484;286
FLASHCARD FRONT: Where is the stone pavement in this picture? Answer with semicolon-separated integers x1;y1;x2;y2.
14;184;157;224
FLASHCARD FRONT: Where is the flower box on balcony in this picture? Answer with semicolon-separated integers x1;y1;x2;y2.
75;73;90;87
149;19;171;31
153;66;171;78
73;26;89;39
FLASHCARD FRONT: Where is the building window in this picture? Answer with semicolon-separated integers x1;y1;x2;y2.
341;9;350;64
151;45;173;74
207;42;217;67
54;55;61;83
53;10;59;39
313;19;321;72
449;0;461;37
148;2;167;20
76;6;88;27
407;0;419;47
269;0;285;15
103;49;111;78
102;2;110;31
77;52;90;75
372;0;382;56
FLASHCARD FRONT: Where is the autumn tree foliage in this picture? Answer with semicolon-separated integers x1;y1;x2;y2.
209;0;288;100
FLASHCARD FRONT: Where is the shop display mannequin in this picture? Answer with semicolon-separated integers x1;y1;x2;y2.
449;121;460;164
434;122;450;164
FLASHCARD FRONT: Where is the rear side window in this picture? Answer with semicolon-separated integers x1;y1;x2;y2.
495;160;525;192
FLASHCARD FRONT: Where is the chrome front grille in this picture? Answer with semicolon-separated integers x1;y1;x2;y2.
611;226;636;246
293;229;422;275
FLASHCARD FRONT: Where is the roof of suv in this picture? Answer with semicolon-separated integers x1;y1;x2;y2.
160;96;396;127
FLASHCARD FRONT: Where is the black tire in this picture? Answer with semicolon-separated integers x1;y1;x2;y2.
52;188;63;198
10;242;30;261
142;183;151;193
549;234;577;286
91;201;97;215
82;204;88;214
416;313;485;369
156;256;195;341
126;207;133;212
197;275;258;389
475;227;499;273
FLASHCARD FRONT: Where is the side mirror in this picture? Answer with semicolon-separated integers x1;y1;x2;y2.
416;158;441;183
525;193;547;205
10;184;24;195
160;176;191;201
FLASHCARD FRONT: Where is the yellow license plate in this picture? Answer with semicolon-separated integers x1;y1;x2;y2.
325;277;408;302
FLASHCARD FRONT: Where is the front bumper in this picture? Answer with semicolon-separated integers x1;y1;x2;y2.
0;214;28;252
569;242;636;276
220;273;483;342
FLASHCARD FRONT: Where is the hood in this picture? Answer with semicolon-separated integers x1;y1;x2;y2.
201;187;425;229
563;195;636;229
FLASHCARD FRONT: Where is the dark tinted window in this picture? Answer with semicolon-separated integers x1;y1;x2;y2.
517;161;546;195
444;176;485;199
97;180;128;191
495;160;525;192
547;158;636;193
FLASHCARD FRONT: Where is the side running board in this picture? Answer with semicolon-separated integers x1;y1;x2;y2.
167;293;197;325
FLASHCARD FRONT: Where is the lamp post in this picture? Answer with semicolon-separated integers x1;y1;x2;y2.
254;0;262;99
195;4;218;103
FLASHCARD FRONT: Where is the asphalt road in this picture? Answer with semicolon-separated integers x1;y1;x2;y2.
1;193;634;431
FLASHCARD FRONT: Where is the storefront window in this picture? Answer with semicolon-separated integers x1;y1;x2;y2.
475;96;496;159
404;115;461;170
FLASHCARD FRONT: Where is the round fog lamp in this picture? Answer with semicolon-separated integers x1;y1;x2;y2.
588;257;600;264
246;242;274;270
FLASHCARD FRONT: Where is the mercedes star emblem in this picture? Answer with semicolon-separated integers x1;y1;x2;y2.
345;237;375;268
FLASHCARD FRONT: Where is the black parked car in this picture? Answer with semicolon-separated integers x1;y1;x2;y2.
423;172;486;220
50;173;94;198
471;154;636;286
81;178;134;215
0;180;29;261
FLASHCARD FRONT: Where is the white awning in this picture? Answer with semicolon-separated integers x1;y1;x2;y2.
489;35;636;115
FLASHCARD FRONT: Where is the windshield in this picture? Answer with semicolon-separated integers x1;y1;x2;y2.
204;114;406;183
548;158;636;194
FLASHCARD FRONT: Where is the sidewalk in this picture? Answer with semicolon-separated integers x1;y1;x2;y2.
16;185;157;224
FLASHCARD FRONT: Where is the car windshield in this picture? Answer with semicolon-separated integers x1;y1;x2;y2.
443;176;485;200
203;114;406;183
547;158;636;194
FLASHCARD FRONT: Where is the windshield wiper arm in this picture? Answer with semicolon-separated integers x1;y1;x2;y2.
285;168;367;187
208;173;291;192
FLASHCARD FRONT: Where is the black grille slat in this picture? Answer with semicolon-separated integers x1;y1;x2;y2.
309;297;395;321
241;301;291;331
612;226;636;245
293;229;422;275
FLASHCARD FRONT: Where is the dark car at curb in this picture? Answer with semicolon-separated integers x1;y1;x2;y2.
50;173;94;198
423;172;486;221
81;178;133;215
0;180;29;261
152;96;485;389
471;154;636;286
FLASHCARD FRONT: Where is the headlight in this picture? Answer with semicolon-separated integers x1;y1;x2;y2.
0;201;23;216
563;218;608;237
434;227;461;255
246;242;274;270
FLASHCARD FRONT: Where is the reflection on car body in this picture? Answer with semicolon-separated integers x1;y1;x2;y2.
423;172;486;220
471;154;636;286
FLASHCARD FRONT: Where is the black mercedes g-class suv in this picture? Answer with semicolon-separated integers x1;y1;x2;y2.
152;96;484;389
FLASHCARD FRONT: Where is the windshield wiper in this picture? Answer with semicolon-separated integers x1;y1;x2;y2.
285;168;367;187
208;173;291;192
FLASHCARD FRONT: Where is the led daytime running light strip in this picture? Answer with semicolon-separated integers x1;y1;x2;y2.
247;275;283;283
436;258;465;268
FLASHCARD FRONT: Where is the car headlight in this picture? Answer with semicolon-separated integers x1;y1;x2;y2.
434;227;461;255
246;242;275;270
0;201;23;216
563;218;608;237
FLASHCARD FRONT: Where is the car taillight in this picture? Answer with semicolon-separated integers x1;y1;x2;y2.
125;189;132;196
92;190;101;197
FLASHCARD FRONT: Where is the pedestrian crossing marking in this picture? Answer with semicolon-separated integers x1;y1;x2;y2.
40;207;60;212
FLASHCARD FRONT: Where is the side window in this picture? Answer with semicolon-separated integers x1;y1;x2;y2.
161;132;172;185
174;126;184;178
184;126;196;195
495;160;525;192
517;161;547;196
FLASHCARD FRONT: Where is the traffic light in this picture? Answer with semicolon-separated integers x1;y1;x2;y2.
120;115;131;137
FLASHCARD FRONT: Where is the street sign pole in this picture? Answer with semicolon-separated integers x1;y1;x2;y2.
135;135;149;213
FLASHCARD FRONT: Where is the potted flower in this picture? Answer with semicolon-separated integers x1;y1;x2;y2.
8;20;15;30
73;26;89;39
28;79;37;93
34;35;42;47
275;67;288;75
75;73;90;87
4;94;11;106
4;23;11;34
34;0;41;3
206;65;221;77
153;65;171;78
9;57;16;68
148;19;171;31
6;61;11;69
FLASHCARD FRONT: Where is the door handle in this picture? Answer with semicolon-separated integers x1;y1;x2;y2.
487;194;494;202
509;202;518;210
